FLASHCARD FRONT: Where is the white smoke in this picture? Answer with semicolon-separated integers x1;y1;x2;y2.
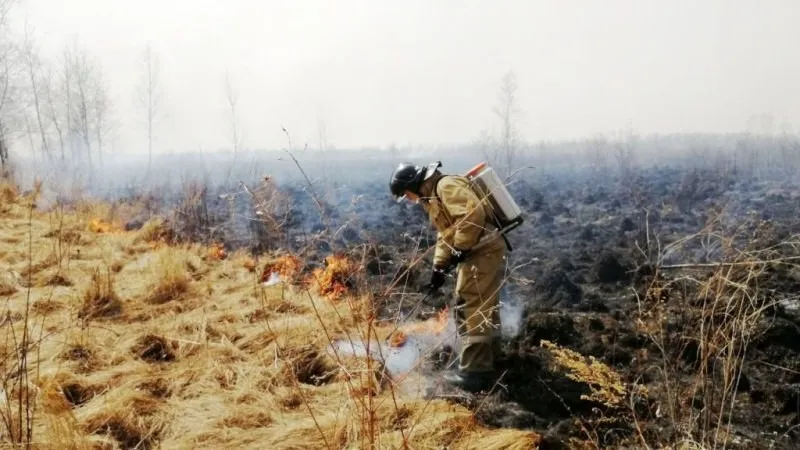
499;285;524;339
263;272;283;286
327;311;459;391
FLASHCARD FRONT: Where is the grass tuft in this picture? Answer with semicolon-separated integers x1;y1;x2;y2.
79;268;123;320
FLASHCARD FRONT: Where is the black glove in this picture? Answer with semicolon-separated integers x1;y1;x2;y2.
428;267;447;293
450;247;470;266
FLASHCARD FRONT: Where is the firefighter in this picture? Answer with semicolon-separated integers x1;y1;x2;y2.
389;161;506;392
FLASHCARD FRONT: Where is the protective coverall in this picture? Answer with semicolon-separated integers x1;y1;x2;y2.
419;172;507;375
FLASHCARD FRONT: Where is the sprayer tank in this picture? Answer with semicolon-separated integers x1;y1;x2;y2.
465;164;523;229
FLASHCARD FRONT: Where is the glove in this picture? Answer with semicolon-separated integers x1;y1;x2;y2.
450;248;470;266
428;267;447;293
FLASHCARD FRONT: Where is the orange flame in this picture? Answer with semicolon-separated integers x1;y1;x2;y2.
207;242;227;260
310;254;358;300
88;218;122;233
260;254;302;283
388;306;450;348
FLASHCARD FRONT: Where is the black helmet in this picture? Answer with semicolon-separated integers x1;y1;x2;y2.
389;161;442;201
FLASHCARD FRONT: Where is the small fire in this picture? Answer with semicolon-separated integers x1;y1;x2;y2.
388;306;450;348
311;254;359;300
207;242;227;260
387;331;407;348
260;254;302;283
88;218;122;233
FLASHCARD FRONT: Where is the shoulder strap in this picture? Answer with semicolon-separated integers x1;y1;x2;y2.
422;174;446;204
431;175;445;200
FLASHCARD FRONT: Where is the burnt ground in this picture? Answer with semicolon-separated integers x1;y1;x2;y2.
105;164;800;448
352;166;800;448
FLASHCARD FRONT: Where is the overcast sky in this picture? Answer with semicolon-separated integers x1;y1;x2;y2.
17;0;800;154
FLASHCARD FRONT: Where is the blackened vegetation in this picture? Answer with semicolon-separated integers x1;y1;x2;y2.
482;169;798;448
98;162;799;448
383;167;798;448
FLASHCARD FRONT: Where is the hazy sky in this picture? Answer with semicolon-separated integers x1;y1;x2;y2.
18;0;800;154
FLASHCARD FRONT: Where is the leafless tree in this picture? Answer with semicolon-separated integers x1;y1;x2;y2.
0;126;7;167
60;43;75;161
224;71;241;152
22;112;34;155
41;65;65;161
20;21;50;162
0;0;20;167
136;43;163;172
493;71;522;180
92;67;111;165
70;42;95;168
0;55;10;168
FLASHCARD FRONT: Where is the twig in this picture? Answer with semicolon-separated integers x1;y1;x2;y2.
659;256;800;270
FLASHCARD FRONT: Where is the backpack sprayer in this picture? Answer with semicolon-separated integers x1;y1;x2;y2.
463;162;524;252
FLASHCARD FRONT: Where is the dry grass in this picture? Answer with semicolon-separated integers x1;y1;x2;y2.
134;218;174;244
144;247;192;304
78;268;123;320
0;179;17;214
541;339;646;409
0;271;17;296
632;210;800;447
0;182;541;449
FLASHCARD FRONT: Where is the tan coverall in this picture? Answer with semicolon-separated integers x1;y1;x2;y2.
420;173;507;374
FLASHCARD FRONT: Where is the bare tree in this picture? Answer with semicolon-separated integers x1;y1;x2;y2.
0;0;21;167
0;45;10;168
60;43;75;161
136;43;163;172
0;124;7;167
70;42;95;168
92;67;111;165
224;71;241;152
493;71;522;180
41;65;65;161
20;20;50;162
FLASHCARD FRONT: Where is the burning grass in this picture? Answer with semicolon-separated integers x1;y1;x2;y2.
310;254;360;300
87;217;123;234
388;306;451;348
259;253;302;283
0;189;537;449
207;241;227;260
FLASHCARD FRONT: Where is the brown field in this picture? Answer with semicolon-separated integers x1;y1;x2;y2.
0;179;543;449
